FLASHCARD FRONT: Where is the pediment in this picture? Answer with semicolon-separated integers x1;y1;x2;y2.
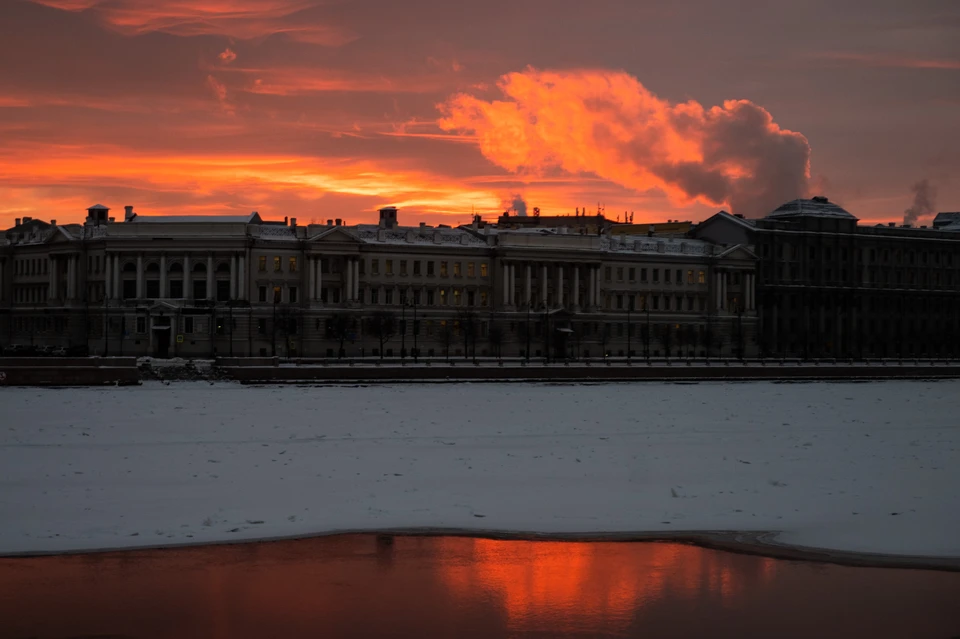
308;227;361;244
716;244;758;261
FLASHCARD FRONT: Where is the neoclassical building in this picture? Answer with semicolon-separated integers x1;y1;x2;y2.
694;197;960;358
0;204;758;359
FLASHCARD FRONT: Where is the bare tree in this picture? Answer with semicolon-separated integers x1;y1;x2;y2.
328;312;351;358
675;323;686;359
686;324;699;359
657;324;673;361
457;309;478;360
439;319;454;361
371;309;397;359
487;323;505;360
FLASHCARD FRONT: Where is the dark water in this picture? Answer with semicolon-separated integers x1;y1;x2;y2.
1;536;958;639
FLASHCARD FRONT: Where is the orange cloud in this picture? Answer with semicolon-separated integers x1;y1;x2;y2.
0;143;504;226
439;68;812;218
28;0;353;45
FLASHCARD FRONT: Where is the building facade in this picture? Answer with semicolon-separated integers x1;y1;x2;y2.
694;197;960;359
0;205;758;359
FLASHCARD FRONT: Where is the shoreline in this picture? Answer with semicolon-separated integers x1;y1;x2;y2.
4;529;960;572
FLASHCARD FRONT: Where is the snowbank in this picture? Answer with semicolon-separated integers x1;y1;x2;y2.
1;381;958;557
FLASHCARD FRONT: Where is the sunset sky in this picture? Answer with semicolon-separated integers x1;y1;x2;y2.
1;0;957;227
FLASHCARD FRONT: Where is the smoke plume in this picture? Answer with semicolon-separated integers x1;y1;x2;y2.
903;179;937;226
510;194;528;216
439;69;812;217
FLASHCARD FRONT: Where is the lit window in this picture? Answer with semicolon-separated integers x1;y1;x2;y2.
386;260;393;275
258;256;266;272
289;257;297;273
454;289;461;305
440;288;447;305
440;261;448;277
273;257;282;272
480;263;488;277
467;262;475;277
454;262;462;276
687;270;694;284
480;291;488;306
698;270;705;284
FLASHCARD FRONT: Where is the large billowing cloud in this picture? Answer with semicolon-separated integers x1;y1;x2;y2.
28;0;352;44
439;69;812;217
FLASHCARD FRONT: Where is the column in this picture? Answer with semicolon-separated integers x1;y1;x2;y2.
238;255;246;301
524;263;532;307
317;257;323;301
722;272;728;311
345;258;353;303
230;255;237;300
572;265;579;310
184;255;192;300
206;255;214;300
594;267;601;307
136;254;144;299
715;272;722;310
113;254;120;300
541;264;548;307
309;257;316;301
588;266;595;310
502;263;510;305
557;265;564;308
159;254;167;299
351;258;360;300
105;254;112;301
66;257;74;300
508;264;515;306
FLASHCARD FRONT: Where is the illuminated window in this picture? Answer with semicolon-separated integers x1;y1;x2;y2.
440;288;447;305
273;286;281;303
454;262;462;277
467;262;475;277
386;260;393;275
273;256;282;272
698;270;705;284
687;270;694;284
480;263;488;277
454;289;461;305
440;261;448;277
289;257;297;273
480;291;488;306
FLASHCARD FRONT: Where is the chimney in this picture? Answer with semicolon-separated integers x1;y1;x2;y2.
335;218;342;226
284;216;288;225
888;222;896;227
23;216;32;223
290;217;297;226
327;219;333;226
14;218;20;226
378;206;398;229
124;205;136;222
50;219;56;226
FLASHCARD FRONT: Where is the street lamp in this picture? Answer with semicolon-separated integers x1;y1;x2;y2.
627;296;634;361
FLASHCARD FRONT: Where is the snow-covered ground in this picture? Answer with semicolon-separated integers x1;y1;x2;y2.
1;381;958;557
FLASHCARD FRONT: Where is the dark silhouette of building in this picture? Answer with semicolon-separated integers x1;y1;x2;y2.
695;197;960;359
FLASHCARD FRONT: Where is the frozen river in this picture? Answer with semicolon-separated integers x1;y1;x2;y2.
1;380;958;557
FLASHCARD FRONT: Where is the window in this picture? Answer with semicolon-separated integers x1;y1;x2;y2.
146;280;160;298
184;317;194;334
653;269;660;283
426;290;435;305
698;270;705;284
664;269;671;284
258;256;266;272
687;297;694;311
386;260;393;275
467;262;475;277
358;259;365;275
371;288;379;304
687;270;694;284
481;263;488;277
467;290;476;306
400;260;407;276
440;288;447;305
454;289;462;306
480;291;488;306
604;266;612;282
413;260;421;276
629;267;636;281
273;256;282;272
385;289;393;304
641;268;647;282
413;290;422;305
289;287;298;304
217;280;230;301
259;286;267;302
440;261;448;277
169;280;183;299
652;296;660;310
427;261;435;276
454;262;462;277
136;317;146;333
289;257;297;273
372;259;379;275
616;294;623;309
193;280;206;300
257;318;267;335
616;267;624;281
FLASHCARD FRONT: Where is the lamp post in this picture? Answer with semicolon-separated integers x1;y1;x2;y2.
627;296;634;361
401;299;407;361
525;303;531;362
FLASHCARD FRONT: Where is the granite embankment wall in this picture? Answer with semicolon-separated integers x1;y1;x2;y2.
0;357;140;386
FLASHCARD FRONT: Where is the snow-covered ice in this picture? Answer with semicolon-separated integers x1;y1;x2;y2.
1;381;958;557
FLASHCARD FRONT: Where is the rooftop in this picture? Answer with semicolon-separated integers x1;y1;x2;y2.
766;196;857;221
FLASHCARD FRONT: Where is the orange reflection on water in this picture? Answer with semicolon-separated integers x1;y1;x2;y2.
437;538;777;633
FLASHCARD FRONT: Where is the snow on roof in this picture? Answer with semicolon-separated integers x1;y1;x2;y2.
602;234;715;257
354;224;487;247
126;214;258;224
766;197;857;220
87;203;109;210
